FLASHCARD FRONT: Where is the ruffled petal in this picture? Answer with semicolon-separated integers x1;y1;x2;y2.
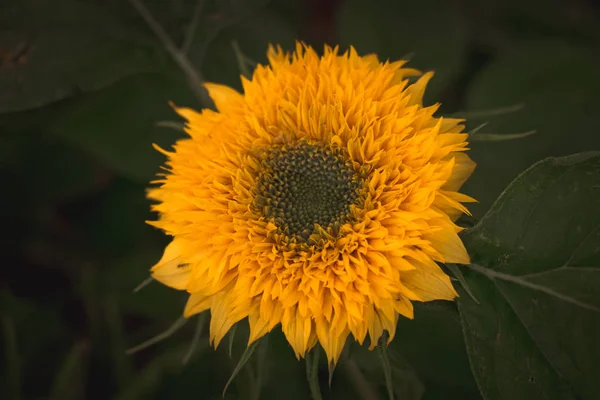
184;292;212;317
401;258;459;302
204;83;244;113
425;222;470;264
150;239;191;290
443;153;476;192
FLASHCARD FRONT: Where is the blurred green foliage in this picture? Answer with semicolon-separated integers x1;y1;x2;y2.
1;0;599;399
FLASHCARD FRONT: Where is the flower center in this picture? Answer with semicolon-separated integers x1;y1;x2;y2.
254;141;363;242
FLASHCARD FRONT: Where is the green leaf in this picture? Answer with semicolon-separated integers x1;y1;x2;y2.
114;344;196;400
390;302;479;394
349;341;425;400
182;312;207;365
458;278;575;400
126;316;188;355
248;335;269;400
377;335;395;400
222;339;262;397
231;40;255;79
50;341;89;400
1;314;20;400
228;323;238;358
305;347;322;400
5;134;109;203
101;246;187;320
0;0;163;112
71;179;158;256
447;264;480;305
459;0;600;45
259;330;310;400
336;0;468;98
458;152;600;400
451;103;526;120
104;296;133;389
133;277;154;293
201;9;297;90
469;130;536;142
154;121;185;132
49;72;197;182
0;291;64;367
463;41;600;216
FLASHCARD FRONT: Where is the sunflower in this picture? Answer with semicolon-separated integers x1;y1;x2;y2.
148;42;476;366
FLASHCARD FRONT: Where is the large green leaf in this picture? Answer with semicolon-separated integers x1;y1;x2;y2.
463;41;600;216
2;134;109;203
201;9;297;90
0;0;163;112
459;0;600;46
49;73;196;182
1;291;67;398
458;152;600;400
391;302;480;397
336;0;468;98
114;343;209;400
259;330;311;400
50;341;89;400
66;179;157;256
350;341;425;400
66;179;186;319
345;301;480;400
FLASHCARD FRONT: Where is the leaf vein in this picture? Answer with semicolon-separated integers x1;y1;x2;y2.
512;164;576;248
563;222;600;267
467;264;600;313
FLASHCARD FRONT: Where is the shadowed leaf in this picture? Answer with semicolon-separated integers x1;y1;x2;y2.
228;323;238;358
50;341;89;400
306;347;322;400
222;338;262;398
0;0;162;112
182;313;207;365
377;334;395;400
459;152;600;400
126;316;187;355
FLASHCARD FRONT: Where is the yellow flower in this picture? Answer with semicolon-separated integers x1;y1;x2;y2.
148;43;476;366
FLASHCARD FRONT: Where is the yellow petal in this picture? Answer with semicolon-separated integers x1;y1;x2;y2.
149;43;479;364
424;221;470;264
150;239;190;290
315;316;349;366
209;287;251;347
439;118;465;133
394;295;415;320
347;311;368;345
379;303;399;344
247;304;271;345
391;67;422;86
363;53;380;69
401;258;458;302
388;254;417;271
171;104;202;125
266;43;288;69
434;190;476;221
184;292;212;317
204;82;244;113
406;71;434;106
366;306;384;350
443;153;476;192
281;306;316;358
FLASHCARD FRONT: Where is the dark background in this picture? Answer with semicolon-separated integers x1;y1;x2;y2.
1;0;599;399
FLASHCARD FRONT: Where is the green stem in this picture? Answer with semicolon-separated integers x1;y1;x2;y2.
128;0;211;107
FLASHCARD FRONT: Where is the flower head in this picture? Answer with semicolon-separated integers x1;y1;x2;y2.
148;43;476;365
